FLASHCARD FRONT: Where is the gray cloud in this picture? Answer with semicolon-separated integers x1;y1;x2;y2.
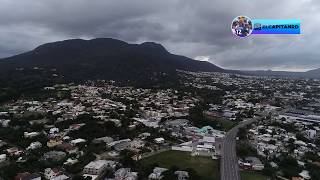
0;0;319;71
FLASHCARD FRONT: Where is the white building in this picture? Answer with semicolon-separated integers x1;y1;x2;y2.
0;119;10;127
83;160;108;175
306;129;317;139
70;138;86;146
148;167;168;180
49;128;60;134
44;168;60;180
154;138;165;144
175;171;189;180
244;157;265;171
27;142;42;150
115;168;138;180
299;170;311;180
24;132;41;138
51;174;69;180
0;154;6;163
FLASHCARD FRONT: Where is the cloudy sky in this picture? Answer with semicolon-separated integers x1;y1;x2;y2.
0;0;319;71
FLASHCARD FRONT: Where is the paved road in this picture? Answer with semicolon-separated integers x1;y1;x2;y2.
220;118;258;180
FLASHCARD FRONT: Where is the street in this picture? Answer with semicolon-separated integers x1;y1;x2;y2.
220;118;258;180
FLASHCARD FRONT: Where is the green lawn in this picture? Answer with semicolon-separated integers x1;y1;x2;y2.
215;118;236;131
139;150;219;180
205;114;236;131
241;171;269;180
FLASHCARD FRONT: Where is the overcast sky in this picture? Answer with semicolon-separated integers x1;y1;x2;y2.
0;0;319;71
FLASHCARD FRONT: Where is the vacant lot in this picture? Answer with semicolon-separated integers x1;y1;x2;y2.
205;114;236;131
139;150;220;180
240;171;269;180
215;117;236;130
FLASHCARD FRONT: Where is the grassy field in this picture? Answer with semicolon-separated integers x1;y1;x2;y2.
205;114;236;131
240;171;269;180
139;150;220;180
215;118;236;131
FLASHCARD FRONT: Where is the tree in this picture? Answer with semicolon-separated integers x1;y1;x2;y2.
306;163;320;180
136;163;158;179
304;151;319;162
296;133;309;143
0;88;19;103
287;138;296;153
238;128;248;140
279;155;300;178
73;175;92;180
258;128;267;134
263;163;276;177
268;140;276;145
247;108;255;118
315;138;320;146
236;141;257;158
162;172;178;180
0;163;21;179
119;150;135;168
235;112;243;122
186;168;201;180
162;166;179;180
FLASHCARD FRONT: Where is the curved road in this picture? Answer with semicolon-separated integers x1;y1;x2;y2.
220;118;258;180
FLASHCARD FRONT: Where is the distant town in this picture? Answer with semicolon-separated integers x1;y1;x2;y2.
0;70;320;180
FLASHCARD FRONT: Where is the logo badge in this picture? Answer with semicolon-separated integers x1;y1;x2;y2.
231;16;253;38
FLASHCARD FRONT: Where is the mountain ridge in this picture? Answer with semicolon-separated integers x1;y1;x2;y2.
0;38;318;81
0;38;228;87
245;68;320;79
0;38;224;71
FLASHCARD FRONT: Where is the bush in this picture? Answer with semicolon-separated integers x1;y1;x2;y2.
236;141;257;158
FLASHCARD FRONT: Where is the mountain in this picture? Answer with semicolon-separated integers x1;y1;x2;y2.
0;38;226;85
304;68;320;78
0;38;224;78
1;37;316;89
245;69;320;79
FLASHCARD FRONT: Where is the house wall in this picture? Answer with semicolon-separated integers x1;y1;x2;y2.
171;146;193;152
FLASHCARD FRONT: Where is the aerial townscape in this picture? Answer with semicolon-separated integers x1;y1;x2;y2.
1;0;320;179
0;67;320;180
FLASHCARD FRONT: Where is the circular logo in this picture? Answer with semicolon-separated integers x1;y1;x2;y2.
231;16;253;38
